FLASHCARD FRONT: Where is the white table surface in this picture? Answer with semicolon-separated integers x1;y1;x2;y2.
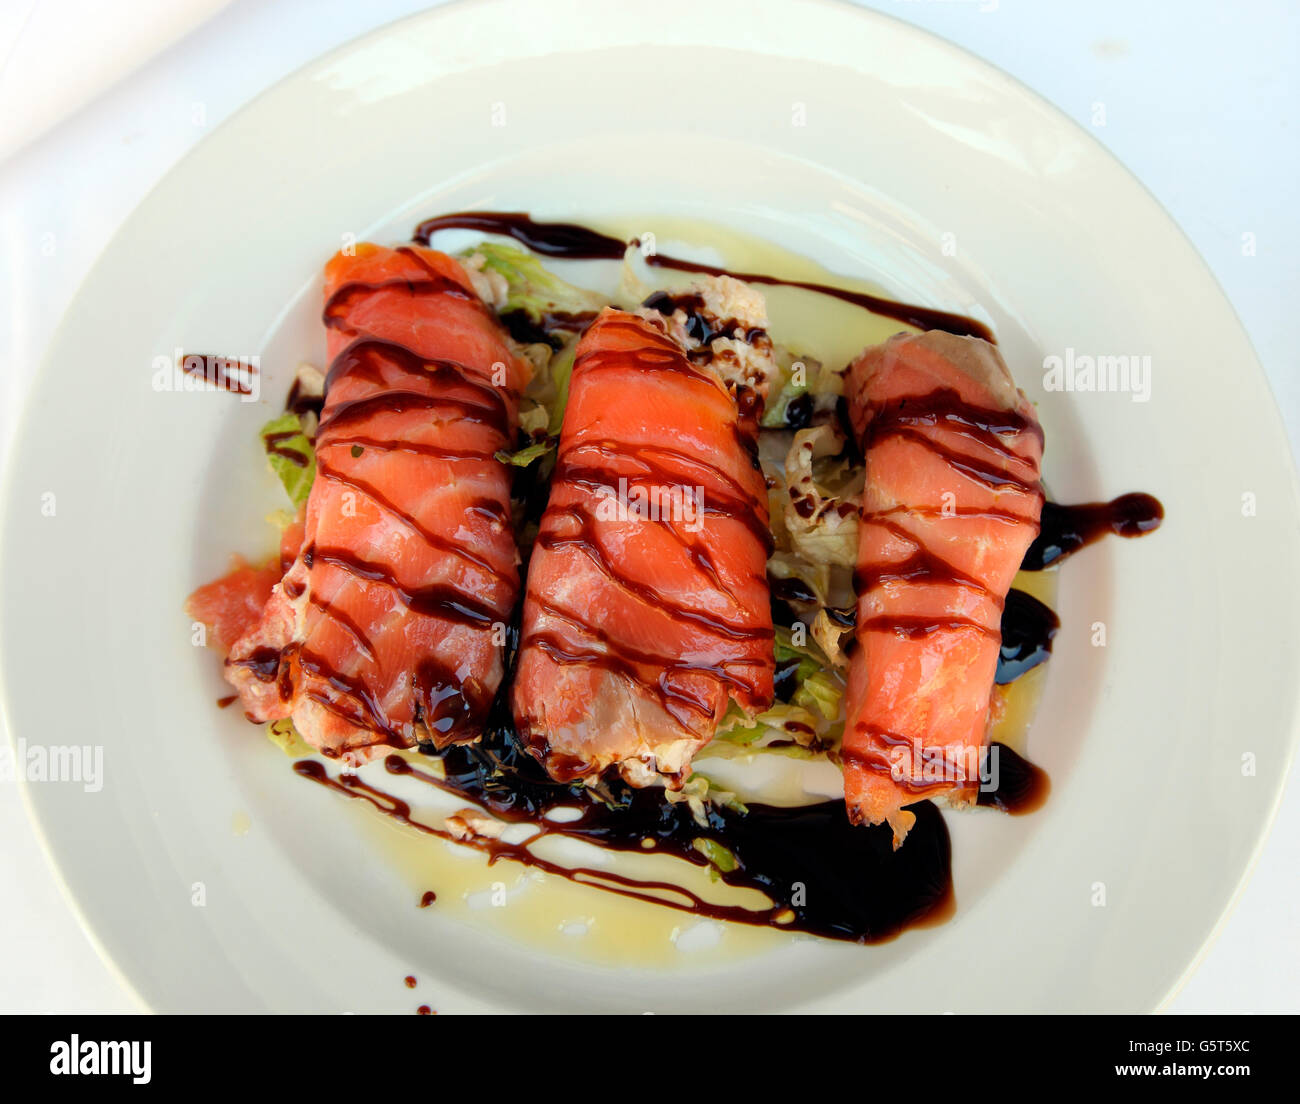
0;0;1296;1013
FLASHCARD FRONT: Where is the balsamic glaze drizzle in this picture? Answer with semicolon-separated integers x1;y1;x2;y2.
179;353;259;394
413;212;994;342
296;709;955;944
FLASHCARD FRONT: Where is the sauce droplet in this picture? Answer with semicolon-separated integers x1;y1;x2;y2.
1022;493;1164;570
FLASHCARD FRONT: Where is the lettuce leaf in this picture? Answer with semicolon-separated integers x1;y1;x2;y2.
698;739;823;762
260;412;316;507
783;424;859;568
267;718;312;757
775;624;831;671
715;702;824;748
768;552;831;607
761;350;842;428
692;837;739;878
463;242;608;327
794;668;843;720
519;402;549;438
496;438;556;467
689;773;748;816
545;340;578;434
512;332;580;436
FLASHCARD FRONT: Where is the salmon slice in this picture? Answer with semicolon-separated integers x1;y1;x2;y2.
186;511;306;654
511;307;775;787
842;331;1044;845
186;558;282;655
221;244;529;757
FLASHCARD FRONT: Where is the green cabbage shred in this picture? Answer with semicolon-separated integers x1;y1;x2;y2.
259;412;316;507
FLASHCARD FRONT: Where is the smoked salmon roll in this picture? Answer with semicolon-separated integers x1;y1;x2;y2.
842;331;1044;845
512;298;776;787
224;244;530;757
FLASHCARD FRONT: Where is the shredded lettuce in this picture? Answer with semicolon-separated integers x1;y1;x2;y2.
463;242;608;327
700;739;824;762
545;340;578;434
776;626;847;722
761;350;842;428
783;424;860;568
664;773;747;830
710;631;847;765
768;553;831;607
774;623;830;669
496;438;556;467
773;637;822;712
692;837;739;879
260;412;316;507
690;773;747;816
794;668;842;720
267;718;312;757
664;775;712;827
510;332;580;437
715;702;826;751
518;403;549;438
811;609;853;668
763;376;807;430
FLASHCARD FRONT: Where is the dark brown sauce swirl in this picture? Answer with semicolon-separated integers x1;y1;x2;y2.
413;211;993;342
295;735;953;944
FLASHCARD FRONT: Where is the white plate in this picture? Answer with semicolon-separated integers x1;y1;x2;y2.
3;0;1298;1013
